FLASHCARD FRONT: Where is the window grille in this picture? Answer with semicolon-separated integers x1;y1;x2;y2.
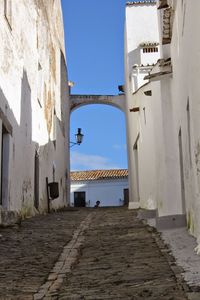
143;47;158;53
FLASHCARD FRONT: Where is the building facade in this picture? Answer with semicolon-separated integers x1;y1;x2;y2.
124;0;161;210
0;0;70;220
70;169;129;207
124;0;200;246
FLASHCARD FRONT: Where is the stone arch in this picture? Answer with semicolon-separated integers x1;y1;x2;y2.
70;94;126;113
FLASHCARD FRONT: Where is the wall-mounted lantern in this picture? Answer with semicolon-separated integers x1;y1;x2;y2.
70;128;84;148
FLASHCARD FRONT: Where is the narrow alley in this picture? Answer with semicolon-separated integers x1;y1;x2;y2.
0;208;195;299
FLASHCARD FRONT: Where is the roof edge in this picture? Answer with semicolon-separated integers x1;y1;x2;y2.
126;0;157;6
71;169;128;181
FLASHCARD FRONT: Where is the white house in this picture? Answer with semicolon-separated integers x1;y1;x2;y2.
70;169;129;207
124;0;186;228
0;0;70;221
124;0;200;249
124;0;160;210
157;0;200;248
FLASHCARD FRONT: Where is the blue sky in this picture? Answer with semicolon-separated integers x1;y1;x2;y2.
61;0;128;171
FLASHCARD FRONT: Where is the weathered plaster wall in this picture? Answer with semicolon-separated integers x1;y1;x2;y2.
0;0;70;216
167;0;200;242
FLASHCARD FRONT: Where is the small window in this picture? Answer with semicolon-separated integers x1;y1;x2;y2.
4;0;12;29
37;63;43;107
143;47;158;53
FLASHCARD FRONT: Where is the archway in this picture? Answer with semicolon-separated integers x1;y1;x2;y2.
70;94;126;113
69;100;128;208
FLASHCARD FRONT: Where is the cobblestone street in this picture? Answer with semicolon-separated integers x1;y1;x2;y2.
0;207;194;299
0;209;89;299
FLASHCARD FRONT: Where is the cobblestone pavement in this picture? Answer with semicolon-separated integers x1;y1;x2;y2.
58;208;189;300
0;207;193;299
0;208;89;299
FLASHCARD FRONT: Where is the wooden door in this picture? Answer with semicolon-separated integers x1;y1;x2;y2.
123;189;129;206
74;192;86;207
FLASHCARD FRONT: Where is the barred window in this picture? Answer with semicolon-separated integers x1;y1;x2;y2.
143;47;158;53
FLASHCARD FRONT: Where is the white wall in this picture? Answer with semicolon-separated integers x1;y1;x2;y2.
0;0;70;216
126;3;160;87
166;0;200;240
70;178;128;207
125;0;200;249
125;3;160;58
124;1;184;216
124;2;160;208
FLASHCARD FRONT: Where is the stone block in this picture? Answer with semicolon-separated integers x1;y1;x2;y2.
34;293;45;300
156;214;187;230
137;209;157;219
128;202;140;209
187;292;200;300
0;208;21;227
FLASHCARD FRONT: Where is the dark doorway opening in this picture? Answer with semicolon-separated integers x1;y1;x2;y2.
123;188;129;206
0;124;9;208
74;191;86;207
178;129;186;214
133;138;140;202
34;151;39;209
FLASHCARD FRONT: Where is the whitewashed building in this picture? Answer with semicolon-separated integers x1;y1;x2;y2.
70;169;129;207
124;0;186;227
124;0;200;248
0;0;70;221
124;0;161;210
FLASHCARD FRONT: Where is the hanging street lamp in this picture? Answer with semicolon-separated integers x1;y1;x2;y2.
70;128;84;147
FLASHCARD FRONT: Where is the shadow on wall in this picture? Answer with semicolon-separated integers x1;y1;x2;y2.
60;51;69;129
128;48;141;67
60;50;70;202
19;70;34;211
0;69;35;213
0;68;67;218
0;41;70;219
20;70;32;145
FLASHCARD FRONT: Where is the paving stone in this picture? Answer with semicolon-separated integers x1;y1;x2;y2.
34;292;45;300
58;208;190;300
48;273;58;281
0;209;89;299
0;207;196;299
187;292;200;300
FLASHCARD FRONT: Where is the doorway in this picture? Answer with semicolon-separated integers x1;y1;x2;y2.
123;188;129;206
178;129;186;214
133;137;140;202
34;151;39;209
0;125;10;208
74;191;86;207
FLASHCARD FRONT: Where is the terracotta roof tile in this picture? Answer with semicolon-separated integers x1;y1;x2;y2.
126;0;156;6
139;42;159;47
71;169;128;181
